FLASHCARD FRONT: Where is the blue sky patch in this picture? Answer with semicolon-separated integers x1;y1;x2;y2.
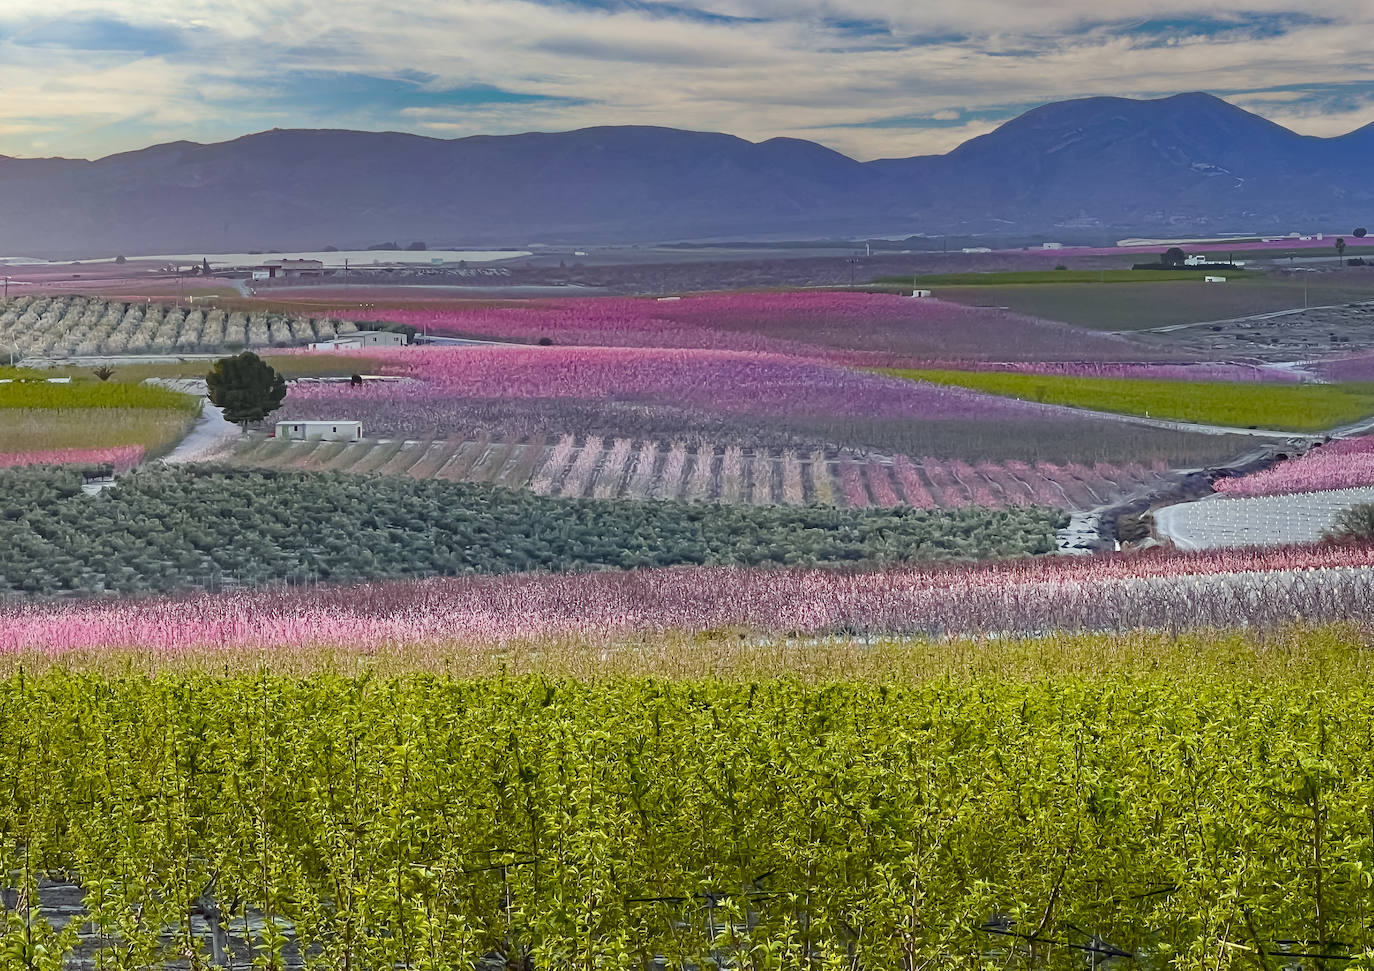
6;17;189;56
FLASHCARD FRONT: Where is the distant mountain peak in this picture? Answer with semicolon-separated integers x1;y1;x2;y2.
1;92;1371;255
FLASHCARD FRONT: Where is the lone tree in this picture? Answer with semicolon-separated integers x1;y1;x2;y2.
206;351;286;429
1326;503;1374;543
1162;246;1186;267
1337;237;1347;264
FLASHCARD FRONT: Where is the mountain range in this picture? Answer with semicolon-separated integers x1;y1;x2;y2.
2;92;1371;256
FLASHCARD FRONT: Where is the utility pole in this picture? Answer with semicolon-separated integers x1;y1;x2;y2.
344;258;349;288
2;276;8;300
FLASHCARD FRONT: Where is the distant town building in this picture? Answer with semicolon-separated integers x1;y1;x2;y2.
1041;242;1064;250
1205;276;1227;283
251;259;325;281
274;420;363;442
961;247;992;254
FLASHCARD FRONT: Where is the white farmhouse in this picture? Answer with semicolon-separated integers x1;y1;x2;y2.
309;330;407;351
275;420;363;442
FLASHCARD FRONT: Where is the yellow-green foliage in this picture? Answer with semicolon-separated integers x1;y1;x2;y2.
884;367;1374;431
40;354;389;383
3;643;1374;968
0;408;195;454
0;370;198;412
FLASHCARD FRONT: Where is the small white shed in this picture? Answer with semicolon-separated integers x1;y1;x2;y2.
275;420;363;442
309;330;406;351
1205;275;1227;283
911;289;932;298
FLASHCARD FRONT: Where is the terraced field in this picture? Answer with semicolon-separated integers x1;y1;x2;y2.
227;434;1169;511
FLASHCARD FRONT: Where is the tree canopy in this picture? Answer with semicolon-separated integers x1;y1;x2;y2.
206;351;287;427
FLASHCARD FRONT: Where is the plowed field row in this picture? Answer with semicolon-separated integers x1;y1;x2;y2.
228;435;1167;510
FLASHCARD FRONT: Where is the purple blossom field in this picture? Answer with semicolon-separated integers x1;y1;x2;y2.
345;291;1162;363
276;345;1252;463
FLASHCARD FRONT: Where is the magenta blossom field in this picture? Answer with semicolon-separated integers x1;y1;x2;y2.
282;345;1070;432
1216;437;1374;498
1318;351;1374;382
0;445;144;470
6;545;1374;652
343;292;1158;363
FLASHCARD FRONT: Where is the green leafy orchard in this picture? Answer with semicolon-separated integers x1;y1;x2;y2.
2;674;1373;968
0;465;1065;596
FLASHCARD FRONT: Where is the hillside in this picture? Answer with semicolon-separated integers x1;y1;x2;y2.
2;93;1371;254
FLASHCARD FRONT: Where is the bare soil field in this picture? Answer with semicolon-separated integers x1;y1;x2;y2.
936;270;1374;331
1150;302;1374;361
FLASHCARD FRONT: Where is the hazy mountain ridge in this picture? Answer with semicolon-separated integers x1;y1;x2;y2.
2;93;1370;256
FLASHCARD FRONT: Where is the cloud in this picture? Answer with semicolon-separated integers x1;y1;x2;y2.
0;2;1372;160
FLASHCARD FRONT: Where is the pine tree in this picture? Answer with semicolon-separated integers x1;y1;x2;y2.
206;351;287;428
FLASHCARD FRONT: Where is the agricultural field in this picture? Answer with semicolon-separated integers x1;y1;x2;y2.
7;543;1374;649
6;624;1374;966
11;276;1374;969
901;268;1256;285
0;465;1063;597
935;271;1374;331
1150;301;1374;362
271;345;1255;465
1154;486;1374;550
1216;436;1374;497
34;353;391;383
328;291;1169;363
886;367;1374;431
0;294;355;357
227;433;1171;512
0;367;199;466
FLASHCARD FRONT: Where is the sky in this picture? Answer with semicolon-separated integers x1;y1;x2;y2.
2;2;1374;161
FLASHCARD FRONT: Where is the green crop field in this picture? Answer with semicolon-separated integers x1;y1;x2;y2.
883;368;1374;430
931;275;1374;330
0;373;199;412
0;370;200;458
0;408;196;455
4;625;1374;968
36;353;392;383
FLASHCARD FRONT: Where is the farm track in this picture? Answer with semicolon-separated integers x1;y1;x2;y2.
226;435;1171;512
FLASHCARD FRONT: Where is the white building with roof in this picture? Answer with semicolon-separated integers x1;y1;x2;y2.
275;420;363;442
